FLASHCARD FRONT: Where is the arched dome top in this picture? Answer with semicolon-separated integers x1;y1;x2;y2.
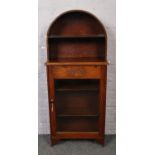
47;10;107;37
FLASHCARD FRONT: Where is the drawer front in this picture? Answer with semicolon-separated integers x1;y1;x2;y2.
52;66;101;79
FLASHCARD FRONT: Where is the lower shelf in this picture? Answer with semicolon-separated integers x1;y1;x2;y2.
57;117;99;132
55;131;101;139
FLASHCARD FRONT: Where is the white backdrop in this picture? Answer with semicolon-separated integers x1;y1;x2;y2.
38;0;116;134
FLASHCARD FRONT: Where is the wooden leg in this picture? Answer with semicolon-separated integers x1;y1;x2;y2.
95;138;104;146
51;138;60;146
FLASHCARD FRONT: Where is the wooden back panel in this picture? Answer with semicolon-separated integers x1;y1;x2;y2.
48;38;106;59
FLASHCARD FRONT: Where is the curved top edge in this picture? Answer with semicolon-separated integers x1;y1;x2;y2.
47;10;107;37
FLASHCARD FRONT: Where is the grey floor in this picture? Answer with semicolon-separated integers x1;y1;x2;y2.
38;135;116;155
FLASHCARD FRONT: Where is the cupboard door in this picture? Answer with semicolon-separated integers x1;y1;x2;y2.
54;79;100;133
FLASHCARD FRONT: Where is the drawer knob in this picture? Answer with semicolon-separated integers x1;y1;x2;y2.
68;68;85;76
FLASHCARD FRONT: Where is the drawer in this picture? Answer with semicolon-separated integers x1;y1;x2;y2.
51;66;101;79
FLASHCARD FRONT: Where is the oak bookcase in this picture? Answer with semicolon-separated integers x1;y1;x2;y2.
45;10;109;146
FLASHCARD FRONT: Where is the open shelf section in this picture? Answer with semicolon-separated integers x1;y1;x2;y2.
47;10;107;62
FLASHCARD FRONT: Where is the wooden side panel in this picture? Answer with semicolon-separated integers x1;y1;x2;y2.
99;66;107;139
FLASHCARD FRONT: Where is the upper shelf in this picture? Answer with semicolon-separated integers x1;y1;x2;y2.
48;34;105;39
45;57;109;66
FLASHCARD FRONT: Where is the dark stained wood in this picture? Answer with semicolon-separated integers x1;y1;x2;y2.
98;66;107;143
56;132;100;139
45;10;108;146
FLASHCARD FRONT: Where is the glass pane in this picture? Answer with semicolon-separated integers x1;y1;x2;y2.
55;79;99;132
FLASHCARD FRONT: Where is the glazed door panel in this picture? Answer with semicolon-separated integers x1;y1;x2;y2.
54;79;100;133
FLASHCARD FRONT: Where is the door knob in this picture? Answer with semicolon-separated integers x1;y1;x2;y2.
51;99;54;102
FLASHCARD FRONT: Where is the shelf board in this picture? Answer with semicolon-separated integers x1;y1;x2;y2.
48;34;105;39
56;132;100;139
56;88;98;91
45;58;109;66
57;114;99;117
56;109;99;118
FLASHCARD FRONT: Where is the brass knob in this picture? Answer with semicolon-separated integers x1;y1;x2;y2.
51;99;54;102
